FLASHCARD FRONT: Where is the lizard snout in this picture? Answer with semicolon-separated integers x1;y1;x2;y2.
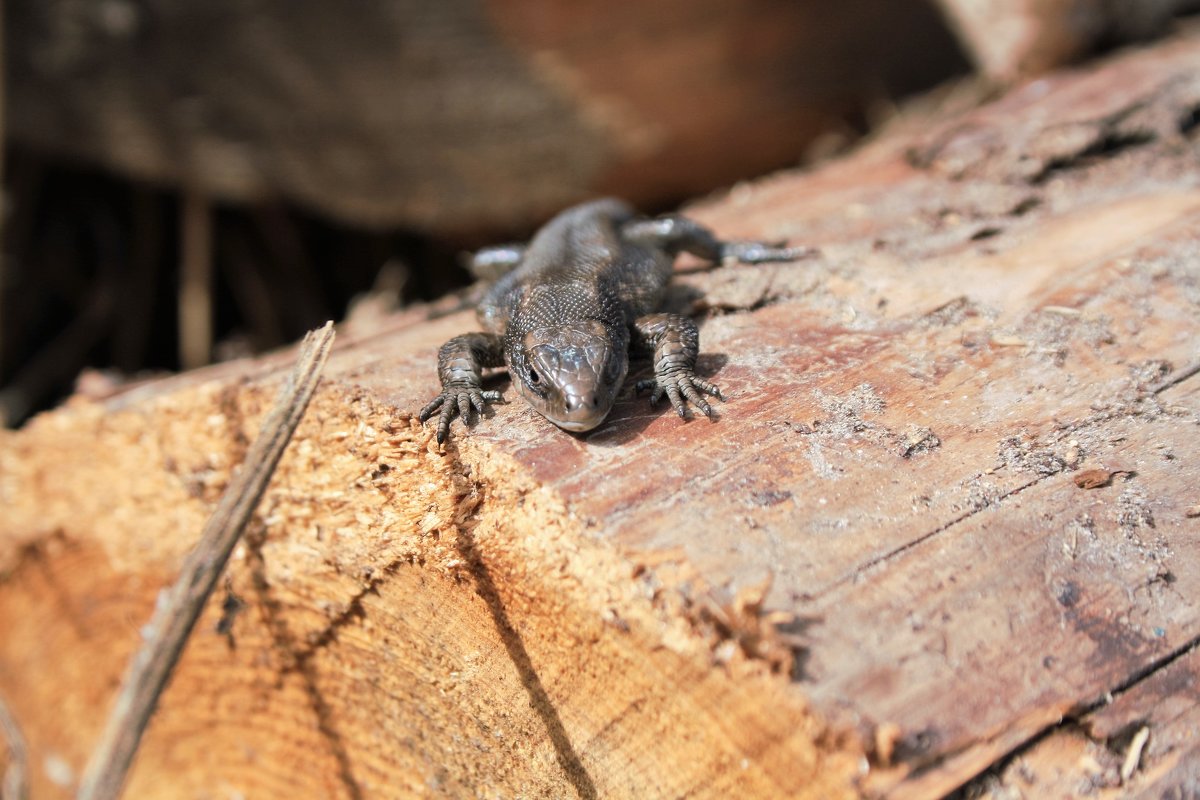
548;384;609;431
565;391;600;412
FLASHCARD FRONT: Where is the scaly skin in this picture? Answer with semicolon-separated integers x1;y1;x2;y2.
418;198;812;443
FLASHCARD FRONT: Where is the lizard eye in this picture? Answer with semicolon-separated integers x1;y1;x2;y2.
528;369;540;384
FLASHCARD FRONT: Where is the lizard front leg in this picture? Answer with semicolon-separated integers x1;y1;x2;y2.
632;313;722;419
419;332;505;443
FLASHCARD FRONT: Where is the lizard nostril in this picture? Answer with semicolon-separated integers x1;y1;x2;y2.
567;394;598;412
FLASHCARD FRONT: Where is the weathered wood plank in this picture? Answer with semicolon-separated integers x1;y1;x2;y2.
933;0;1198;79
835;381;1200;796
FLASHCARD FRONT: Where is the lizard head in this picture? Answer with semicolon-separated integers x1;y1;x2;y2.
510;321;628;432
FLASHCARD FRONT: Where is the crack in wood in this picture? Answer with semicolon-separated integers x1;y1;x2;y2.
814;361;1199;601
288;561;404;665
1149;359;1200;394
1030;128;1158;185
945;634;1200;797
0;533;91;641
815;474;1046;601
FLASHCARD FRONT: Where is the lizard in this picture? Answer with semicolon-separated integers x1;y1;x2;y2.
418;198;810;443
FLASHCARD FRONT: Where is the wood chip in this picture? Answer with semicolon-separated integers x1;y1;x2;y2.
1073;468;1132;489
1120;726;1150;783
874;722;902;768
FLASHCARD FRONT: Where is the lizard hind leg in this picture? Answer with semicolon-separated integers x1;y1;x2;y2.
621;215;815;265
467;243;526;282
632;312;724;420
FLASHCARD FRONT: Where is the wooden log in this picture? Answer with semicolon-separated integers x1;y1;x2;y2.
2;23;1200;799
6;0;966;232
933;0;1200;79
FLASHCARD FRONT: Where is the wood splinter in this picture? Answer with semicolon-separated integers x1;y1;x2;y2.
0;692;29;800
75;322;336;800
1120;726;1150;784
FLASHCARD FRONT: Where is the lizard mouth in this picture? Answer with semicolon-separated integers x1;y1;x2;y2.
535;385;614;431
552;416;606;432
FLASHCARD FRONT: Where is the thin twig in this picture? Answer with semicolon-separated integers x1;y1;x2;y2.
1150;359;1200;395
178;190;213;370
76;321;336;800
0;692;29;800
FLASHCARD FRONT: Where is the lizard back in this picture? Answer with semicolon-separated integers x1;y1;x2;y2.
478;199;676;340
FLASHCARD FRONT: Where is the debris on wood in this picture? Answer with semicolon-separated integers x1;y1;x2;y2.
1073;468;1135;489
1119;726;1150;784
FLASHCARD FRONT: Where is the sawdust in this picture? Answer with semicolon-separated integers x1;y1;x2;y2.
998;433;1069;476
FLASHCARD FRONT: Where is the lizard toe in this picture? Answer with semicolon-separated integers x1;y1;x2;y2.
665;383;687;418
640;372;723;420
436;401;458;444
418;394;445;422
681;384;714;418
423;384;498;444
691;377;723;400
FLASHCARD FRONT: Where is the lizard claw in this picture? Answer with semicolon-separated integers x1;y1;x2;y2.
419;385;504;443
636;373;723;420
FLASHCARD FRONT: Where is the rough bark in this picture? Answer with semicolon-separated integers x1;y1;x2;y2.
2;23;1200;800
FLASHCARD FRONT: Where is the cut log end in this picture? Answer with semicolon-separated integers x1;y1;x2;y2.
0;384;861;798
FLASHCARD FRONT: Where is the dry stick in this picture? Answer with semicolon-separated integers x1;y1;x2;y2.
178;190;213;371
76;321;336;800
0;290;113;425
0;693;29;800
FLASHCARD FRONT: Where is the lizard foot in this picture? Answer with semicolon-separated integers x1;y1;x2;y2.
636;373;724;420
419;385;504;443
